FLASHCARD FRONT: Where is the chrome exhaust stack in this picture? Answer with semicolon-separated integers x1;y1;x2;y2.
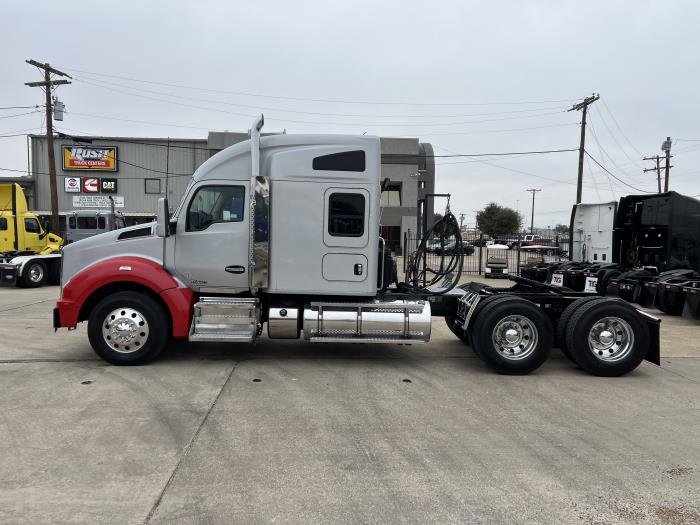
248;114;269;291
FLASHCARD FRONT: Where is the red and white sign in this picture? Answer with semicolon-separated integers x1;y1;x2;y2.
83;177;99;193
64;177;81;193
550;273;564;287
584;277;599;293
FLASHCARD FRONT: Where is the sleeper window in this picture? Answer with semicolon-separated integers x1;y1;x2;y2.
187;185;245;231
0;218;7;231
328;193;365;237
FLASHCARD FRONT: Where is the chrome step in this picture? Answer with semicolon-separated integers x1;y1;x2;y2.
189;297;260;343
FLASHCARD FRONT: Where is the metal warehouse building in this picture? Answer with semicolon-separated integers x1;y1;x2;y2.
19;132;434;251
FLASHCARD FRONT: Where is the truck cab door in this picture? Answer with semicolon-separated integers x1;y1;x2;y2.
174;183;250;292
22;217;44;252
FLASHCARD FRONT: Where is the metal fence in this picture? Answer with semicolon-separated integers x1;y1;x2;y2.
402;232;569;278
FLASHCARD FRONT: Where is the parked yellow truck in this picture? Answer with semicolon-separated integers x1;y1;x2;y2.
0;183;63;287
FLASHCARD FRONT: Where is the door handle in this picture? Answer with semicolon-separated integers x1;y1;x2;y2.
225;265;245;274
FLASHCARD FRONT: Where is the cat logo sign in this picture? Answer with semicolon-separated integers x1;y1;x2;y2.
63;146;118;171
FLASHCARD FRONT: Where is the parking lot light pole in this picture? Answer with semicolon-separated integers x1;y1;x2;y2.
526;188;541;234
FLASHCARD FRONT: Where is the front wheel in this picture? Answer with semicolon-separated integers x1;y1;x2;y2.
88;292;169;365
470;297;553;374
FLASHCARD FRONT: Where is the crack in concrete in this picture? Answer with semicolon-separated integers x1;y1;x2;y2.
0;298;54;313
143;361;239;525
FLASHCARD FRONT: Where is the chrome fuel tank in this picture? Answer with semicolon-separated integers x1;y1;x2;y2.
302;300;431;343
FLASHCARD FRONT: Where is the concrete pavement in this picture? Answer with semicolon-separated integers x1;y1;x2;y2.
1;286;699;524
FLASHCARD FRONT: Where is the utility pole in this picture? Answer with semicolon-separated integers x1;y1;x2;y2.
526;188;541;234
25;59;71;234
662;137;672;192
643;155;663;193
568;94;600;203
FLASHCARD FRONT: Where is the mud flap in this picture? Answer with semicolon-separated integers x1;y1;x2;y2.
640;311;661;366
0;263;19;287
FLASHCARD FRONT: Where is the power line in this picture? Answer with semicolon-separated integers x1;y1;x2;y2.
52;127;577;158
593;106;645;171
383;148;578;160
584;150;653;193
63;113;576;139
0;105;42;110
72;74;569;120
64;65;577;107
587;113;644;187
0;110;41;120
600;99;644;160
75;77;569;128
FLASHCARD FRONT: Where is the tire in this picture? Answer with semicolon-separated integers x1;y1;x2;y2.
655;289;685;316
556;296;610;362
444;316;469;344
19;260;48;288
471;297;553;375
616;270;652;303
565;300;649;376
88;291;169;365
597;269;620;296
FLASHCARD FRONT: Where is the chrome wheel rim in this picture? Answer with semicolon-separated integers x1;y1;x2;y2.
588;316;634;362
102;307;149;354
28;264;44;283
492;315;538;360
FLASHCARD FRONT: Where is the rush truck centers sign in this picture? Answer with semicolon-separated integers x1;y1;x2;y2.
63;146;118;172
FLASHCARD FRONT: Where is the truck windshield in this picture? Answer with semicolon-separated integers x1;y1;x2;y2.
77;217;98;229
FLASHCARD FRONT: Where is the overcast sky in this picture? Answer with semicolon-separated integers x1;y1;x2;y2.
2;0;699;228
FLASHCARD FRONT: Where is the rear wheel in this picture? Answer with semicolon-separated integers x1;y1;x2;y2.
20;260;47;288
471;297;553;374
556;296;610;362
565;300;649;376
445;316;469;342
88;292;168;365
655;287;686;316
597;269;620;296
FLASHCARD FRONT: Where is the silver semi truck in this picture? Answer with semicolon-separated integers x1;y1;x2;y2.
54;116;660;376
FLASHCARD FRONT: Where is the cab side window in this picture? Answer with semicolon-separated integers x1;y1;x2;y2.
187;185;245;232
24;218;41;234
68;216;77;229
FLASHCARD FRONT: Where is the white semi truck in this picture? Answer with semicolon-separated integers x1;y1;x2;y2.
53;116;660;376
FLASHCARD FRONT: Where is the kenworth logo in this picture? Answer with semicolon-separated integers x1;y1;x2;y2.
63;145;118;171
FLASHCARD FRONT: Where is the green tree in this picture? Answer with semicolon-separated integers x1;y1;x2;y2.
476;203;522;236
554;223;569;234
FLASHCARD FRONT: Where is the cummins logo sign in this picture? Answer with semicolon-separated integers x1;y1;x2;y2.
63;145;118;172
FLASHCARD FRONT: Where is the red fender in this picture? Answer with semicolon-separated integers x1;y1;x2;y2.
56;256;194;338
